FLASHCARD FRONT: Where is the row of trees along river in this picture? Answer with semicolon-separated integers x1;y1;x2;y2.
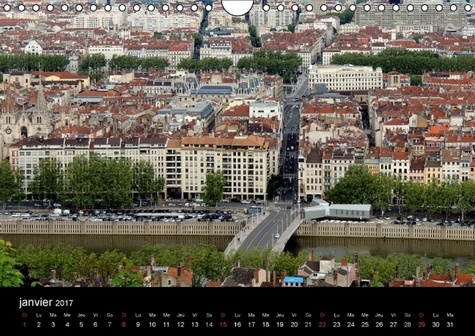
2;239;475;287
0;156;165;209
0;154;231;208
331;49;475;75
325;165;475;221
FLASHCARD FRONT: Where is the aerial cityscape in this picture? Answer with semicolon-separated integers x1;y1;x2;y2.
1;0;475;290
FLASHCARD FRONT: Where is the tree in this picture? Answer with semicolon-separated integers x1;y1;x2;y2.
133;160;156;206
65;154;95;208
110;258;143;287
325;165;376;204
403;181;424;216
0;240;23;287
0;160;18;210
287;24;295;33
30;158;62;202
202;171;226;207
452;180;475;222
152;32;162;39
186;245;229;287
267;174;282;200
102;157;133;208
370;174;393;216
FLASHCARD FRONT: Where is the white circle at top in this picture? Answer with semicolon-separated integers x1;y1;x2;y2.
450;4;457;11
191;4;199;11
18;4;26;11
205;4;213;11
263;4;270;11
320;4;328;12
378;4;385;11
90;4;97;12
147;4;155;11
392;4;400;12
46;4;54;11
464;4;471;11
305;4;313;11
349;4;356;11
32;4;40;11
176;4;184;11
334;4;342;12
104;4;112;11
118;4;126;11
162;4;170;11
363;4;371;11
221;0;253;16
3;4;11;11
421;4;428;11
61;4;68;12
291;4;299;12
133;4;140;11
75;4;83;12
277;4;285;11
435;4;443;11
407;4;414;11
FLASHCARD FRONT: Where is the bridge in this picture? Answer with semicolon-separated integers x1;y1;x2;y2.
224;203;300;257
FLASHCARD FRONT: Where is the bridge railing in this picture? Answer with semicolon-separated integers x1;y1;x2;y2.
296;220;475;241
0;220;243;236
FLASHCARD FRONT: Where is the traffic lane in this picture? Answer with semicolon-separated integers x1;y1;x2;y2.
252;209;290;249
241;210;285;252
239;210;285;252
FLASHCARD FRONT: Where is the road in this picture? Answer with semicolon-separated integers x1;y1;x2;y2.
279;74;308;203
238;208;295;253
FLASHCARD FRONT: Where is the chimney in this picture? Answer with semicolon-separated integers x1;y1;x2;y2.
177;264;182;277
51;268;57;281
309;249;314;261
454;263;459;278
147;265;151;278
416;266;420;280
341;258;348;267
253;269;259;285
237;260;240;268
151;256;156;267
272;271;276;286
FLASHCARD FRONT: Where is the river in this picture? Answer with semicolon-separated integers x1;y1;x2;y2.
3;234;475;266
286;237;475;267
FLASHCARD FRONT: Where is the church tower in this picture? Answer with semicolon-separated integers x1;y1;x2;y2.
30;78;53;139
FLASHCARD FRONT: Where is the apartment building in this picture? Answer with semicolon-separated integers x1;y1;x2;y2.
308;64;383;92
353;4;467;32
10;135;270;202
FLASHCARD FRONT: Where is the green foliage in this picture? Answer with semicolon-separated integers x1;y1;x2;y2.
325;165;376;204
326;166;475;220
328;9;354;24
0;160;19;210
0;54;69;72
109;55;169;71
287;24;295;33
329;49;475;75
177;57;233;72
133;161;165;205
267;174;282;199
110;258;143;287
30;158;63;202
202;171;226;207
0;240;23;287
79;54;107;71
410;75;422;86
9;243;475;287
193;33;203;48
63;155;164;208
237;50;301;82
248;25;261;47
152;32;162;39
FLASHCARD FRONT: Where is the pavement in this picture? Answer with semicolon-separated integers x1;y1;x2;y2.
236;208;298;253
